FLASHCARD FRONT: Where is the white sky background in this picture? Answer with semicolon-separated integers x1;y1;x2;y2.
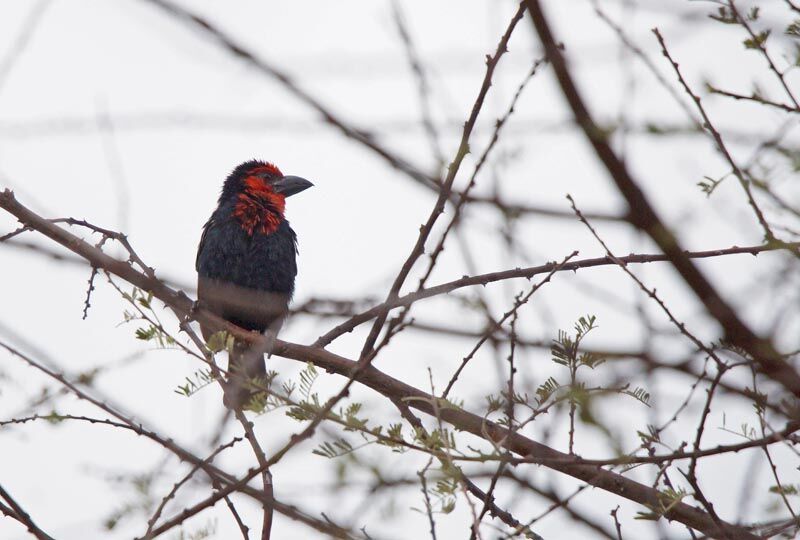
1;1;799;539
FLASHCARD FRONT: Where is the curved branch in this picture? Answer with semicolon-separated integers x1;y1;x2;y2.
316;241;796;346
523;0;800;403
0;189;762;539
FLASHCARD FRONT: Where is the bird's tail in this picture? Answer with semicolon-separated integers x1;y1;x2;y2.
223;339;267;410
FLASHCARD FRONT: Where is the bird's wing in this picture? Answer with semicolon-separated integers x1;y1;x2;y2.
195;216;216;271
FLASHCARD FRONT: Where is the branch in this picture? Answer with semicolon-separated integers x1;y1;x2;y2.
135;0;590;234
0;483;56;540
0;0;52;95
358;1;527;359
0;189;762;539
0;338;368;540
652;28;778;245
523;0;800;404
390;0;445;168
315;241;796;347
140;0;436;191
727;0;800;110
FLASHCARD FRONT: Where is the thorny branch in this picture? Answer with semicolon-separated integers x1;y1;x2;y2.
3;1;800;537
358;1;528;361
315;240;797;347
524;0;800;404
0;483;56;540
0;185;767;539
0;338;368;540
652;28;780;246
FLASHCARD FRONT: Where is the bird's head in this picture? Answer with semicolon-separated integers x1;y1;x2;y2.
221;160;313;235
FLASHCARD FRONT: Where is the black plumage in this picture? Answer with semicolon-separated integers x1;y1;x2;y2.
196;160;312;409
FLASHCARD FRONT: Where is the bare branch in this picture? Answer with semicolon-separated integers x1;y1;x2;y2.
0;483;56;540
524;0;800;403
0;190;763;539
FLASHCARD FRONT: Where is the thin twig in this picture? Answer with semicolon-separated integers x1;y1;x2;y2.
0;192;766;539
0;0;52;95
652;28;781;246
358;1;528;360
727;0;800;109
390;0;445;169
523;0;800;402
0;483;56;540
144;436;244;537
441;251;578;399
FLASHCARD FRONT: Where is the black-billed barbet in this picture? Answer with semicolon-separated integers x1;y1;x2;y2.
196;160;313;409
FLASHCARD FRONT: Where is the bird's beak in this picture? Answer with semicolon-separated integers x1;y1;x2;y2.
273;175;314;197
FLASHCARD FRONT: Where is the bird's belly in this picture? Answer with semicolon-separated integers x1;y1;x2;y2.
197;276;290;335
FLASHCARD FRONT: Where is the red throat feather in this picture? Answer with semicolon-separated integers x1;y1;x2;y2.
233;176;286;235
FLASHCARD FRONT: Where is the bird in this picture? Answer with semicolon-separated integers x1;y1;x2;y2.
195;160;313;409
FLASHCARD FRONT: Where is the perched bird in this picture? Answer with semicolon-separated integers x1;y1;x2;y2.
196;160;313;409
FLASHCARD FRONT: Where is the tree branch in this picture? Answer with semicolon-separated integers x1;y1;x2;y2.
523;0;800;404
0;189;763;539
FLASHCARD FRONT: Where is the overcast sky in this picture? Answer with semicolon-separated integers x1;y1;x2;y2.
1;1;799;539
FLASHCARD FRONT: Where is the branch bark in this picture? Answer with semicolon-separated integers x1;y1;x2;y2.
0;188;763;539
523;0;800;402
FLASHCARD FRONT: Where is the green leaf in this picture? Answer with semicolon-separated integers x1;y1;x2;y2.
623;386;652;407
440;498;456;514
205;331;232;353
135;326;157;341
137;291;153;309
173;368;216;398
535;376;559;404
697;175;725;197
708;7;737;25
769;484;800;496
634;511;662;521
744;30;770;49
313;438;354;459
787;20;800;38
485;393;504;414
578;351;605;369
298;362;319;401
637;424;660;445
44;410;64;424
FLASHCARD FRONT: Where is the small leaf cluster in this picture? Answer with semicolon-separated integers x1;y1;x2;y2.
550;315;604;372
122;288;175;348
769;484;800;497
205;330;235;354
635;488;688;521
174;368;217;397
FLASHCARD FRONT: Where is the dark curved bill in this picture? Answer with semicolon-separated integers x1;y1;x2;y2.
273;175;314;197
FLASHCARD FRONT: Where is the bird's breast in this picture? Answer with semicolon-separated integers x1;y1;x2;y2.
196;216;298;294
